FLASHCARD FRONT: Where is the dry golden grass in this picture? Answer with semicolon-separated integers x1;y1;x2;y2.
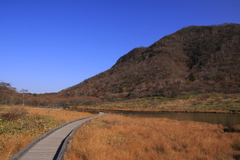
0;133;36;160
77;93;240;113
25;107;93;122
65;114;240;160
0;105;94;160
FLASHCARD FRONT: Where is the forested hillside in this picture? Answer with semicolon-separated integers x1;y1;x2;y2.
58;23;240;101
1;23;240;107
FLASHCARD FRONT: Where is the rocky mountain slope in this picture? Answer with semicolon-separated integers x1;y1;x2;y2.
58;23;240;101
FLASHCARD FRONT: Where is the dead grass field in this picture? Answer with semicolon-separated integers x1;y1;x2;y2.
65;114;240;160
77;93;240;113
0;105;93;160
25;107;93;122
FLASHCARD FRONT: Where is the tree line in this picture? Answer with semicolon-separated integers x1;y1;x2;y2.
0;82;101;107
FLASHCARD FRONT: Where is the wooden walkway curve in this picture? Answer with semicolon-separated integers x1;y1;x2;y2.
9;112;105;160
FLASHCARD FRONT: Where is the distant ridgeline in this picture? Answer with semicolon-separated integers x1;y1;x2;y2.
58;23;240;101
1;23;240;106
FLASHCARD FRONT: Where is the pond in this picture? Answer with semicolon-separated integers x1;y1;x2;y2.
121;111;240;127
80;109;240;128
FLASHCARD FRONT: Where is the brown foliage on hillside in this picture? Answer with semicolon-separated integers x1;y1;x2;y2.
59;23;240;101
2;23;240;106
0;82;102;107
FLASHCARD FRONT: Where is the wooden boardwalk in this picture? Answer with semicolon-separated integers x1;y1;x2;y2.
9;112;104;160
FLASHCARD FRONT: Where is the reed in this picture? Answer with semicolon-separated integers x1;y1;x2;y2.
65;114;240;160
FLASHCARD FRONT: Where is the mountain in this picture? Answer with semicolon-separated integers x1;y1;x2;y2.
58;23;240;101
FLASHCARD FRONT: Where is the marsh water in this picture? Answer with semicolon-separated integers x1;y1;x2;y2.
81;109;240;127
121;111;240;127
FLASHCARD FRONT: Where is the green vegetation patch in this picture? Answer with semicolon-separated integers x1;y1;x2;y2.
81;93;240;112
107;135;126;146
92;121;108;128
0;108;64;135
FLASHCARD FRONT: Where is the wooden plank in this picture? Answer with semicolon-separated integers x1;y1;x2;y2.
9;113;104;160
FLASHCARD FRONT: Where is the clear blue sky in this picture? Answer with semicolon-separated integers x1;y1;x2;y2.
1;0;240;93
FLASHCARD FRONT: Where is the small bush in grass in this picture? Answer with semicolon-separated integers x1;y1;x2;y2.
1;112;19;120
0;108;27;121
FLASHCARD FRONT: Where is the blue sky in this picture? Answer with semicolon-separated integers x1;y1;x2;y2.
1;0;240;93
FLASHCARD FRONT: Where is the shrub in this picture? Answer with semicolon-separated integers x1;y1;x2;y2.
0;108;27;121
189;73;196;82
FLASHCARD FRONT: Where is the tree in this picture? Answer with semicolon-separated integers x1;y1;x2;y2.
189;73;196;82
20;89;28;106
0;82;17;105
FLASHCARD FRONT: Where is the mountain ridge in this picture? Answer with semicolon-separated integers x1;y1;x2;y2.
58;23;240;100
